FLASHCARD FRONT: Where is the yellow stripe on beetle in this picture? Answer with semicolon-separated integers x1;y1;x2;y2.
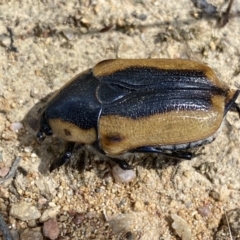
99;95;225;155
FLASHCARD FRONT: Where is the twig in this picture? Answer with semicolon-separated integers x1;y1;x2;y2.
219;0;234;27
0;214;13;240
224;209;233;240
191;0;217;15
0;157;21;184
6;27;18;52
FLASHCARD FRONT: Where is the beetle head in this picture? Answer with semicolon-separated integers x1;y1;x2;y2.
36;111;53;143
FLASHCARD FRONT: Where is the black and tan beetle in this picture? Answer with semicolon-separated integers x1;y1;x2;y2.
37;59;240;171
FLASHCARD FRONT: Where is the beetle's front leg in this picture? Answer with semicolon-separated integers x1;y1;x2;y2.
92;143;133;170
50;142;76;172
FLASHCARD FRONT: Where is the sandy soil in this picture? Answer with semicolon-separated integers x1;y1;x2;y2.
0;0;240;239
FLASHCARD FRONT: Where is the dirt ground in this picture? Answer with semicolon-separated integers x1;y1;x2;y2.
0;0;240;239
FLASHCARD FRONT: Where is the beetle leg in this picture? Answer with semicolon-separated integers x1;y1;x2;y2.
228;102;240;118
132;147;193;160
50;142;75;172
234;103;240;118
92;142;133;170
225;90;240;116
111;158;133;170
169;151;193;160
132;146;164;154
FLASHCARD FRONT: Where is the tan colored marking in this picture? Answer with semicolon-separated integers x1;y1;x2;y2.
93;59;228;90
99;95;225;155
49;119;97;144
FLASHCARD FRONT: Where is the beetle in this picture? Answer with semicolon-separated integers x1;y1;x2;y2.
36;59;240;171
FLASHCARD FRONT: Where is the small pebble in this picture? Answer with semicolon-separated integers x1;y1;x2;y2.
39;207;60;222
61;29;75;40
28;219;37;227
10;202;41;221
72;213;85;225
108;213;136;234
48;202;56;207
112;165;136;183
0;167;10;178
31;153;37;158
171;214;192;240
38;198;48;207
133;200;145;211
10;122;23;132
20;227;43;240
86;211;96;219
43;219;59;240
59;215;68;222
197;205;211;217
24;146;33;153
